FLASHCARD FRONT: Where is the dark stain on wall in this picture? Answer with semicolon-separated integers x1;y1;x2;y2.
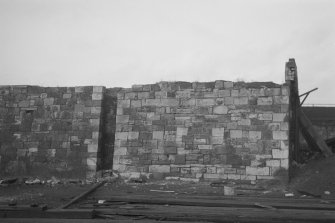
99;88;120;170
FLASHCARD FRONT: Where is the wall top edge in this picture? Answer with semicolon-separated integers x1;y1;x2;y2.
106;81;286;92
0;81;287;92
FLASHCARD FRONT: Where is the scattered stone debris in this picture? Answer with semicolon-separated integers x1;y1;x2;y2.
25;178;42;185
8;198;17;206
210;181;226;187
0;178;17;185
324;191;331;195
297;190;321;198
285;193;294;197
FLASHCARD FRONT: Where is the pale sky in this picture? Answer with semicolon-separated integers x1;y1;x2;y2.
0;0;334;104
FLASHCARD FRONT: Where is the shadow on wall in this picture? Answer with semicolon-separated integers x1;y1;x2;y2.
98;88;120;171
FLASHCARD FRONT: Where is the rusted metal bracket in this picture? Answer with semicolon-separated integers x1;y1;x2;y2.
299;88;318;106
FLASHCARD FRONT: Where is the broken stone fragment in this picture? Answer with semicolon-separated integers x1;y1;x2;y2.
25;178;42;185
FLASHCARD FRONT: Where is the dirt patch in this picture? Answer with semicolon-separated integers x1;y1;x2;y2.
289;155;335;199
3;155;335;209
0;183;92;208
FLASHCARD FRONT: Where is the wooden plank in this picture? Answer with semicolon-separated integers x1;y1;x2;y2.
59;180;106;209
91;192;334;204
91;195;335;211
0;218;184;223
96;204;335;223
0;209;95;219
0;205;47;211
298;108;333;157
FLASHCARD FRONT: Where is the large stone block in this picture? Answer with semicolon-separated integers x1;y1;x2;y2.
116;115;129;124
196;99;216;106
161;99;179;106
176;127;188;136
234;97;248;105
128;131;139;140
131;100;142;108
137;92;150;99
87;144;98;153
237;119;251;126
115;132;128;140
177;147;190;155
258;113;273;121
273;131;288;140
249;131;262;140
272;149;289;159
224;81;233;89
218;90;231;97
93;86;104;93
114;147;127;155
268;123;281;131
44;98;54;106
144;99;161;106
118;100;131;108
125;92;137;99
246;166;270;176
280;122;289;131
149;165;170;173
87;157;97;166
281;86;290;96
92;93;103;100
164;147;177;154
280;159;289;169
198;145;213;150
211;137;224;144
257;97;273;105
213;105;228;114
203;173;226;180
212;127;225;137
224;97;234;105
274;96;289;105
230;130;242;138
227;174;241;180
266;159;280;167
273;113;287;122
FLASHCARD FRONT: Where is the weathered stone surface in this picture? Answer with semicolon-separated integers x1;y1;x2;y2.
266;159;280;167
212;128;225;137
246;167;270;176
230;130;243;138
149;165;170;173
234;97;248;105
249;131;262;141
273;113;287;122
272;149;289;159
0;85;103;178
257;97;273;105
196;99;216;106
213;105;228;114
0;79;290;181
273;131;288;140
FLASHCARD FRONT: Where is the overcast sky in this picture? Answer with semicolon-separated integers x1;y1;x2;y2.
0;0;334;104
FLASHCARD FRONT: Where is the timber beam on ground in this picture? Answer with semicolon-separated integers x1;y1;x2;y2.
2;195;335;222
84;194;335;211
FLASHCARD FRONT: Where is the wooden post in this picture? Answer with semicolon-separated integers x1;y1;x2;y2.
285;59;300;180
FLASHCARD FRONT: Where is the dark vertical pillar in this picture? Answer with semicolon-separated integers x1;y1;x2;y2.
285;58;300;180
99;88;119;170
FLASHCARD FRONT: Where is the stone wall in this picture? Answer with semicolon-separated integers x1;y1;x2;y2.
0;85;103;178
113;81;290;181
